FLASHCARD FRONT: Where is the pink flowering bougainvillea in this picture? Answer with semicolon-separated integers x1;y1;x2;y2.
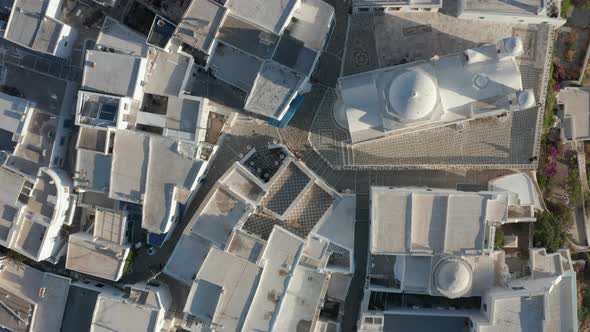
546;145;558;177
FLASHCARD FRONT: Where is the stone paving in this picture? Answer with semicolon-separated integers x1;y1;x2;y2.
261;163;311;214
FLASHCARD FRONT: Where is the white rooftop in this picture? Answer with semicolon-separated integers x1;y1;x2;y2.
186;247;261;330
82;51;145;98
190;185;251;246
370;187;513;255
557;87;590;141
226;0;298;34
143;136;205;234
0;166;25;206
0;92;30;134
489;173;540;208
144;49;193;97
0;257;70;332
315;195;356;251
478;268;577;332
109;130;149;204
91;292;160;332
74;149;112;193
162;96;209;144
4;0;65;55
288;0;335;51
244;61;304;120
96;17;148;57
241;226;304;331
175;0;226;53
164;233;211;285
273;265;326;330
66;232;130;281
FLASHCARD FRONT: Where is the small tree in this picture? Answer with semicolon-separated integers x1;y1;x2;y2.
562;0;571;17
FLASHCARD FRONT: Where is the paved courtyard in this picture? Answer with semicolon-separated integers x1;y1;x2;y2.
312;12;555;169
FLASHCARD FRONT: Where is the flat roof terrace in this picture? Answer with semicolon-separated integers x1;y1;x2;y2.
109;130;149;204
76;127;107;152
13;217;46;257
82;51;143;97
4;0;62;55
175;0;226;54
6;110;56;177
97;17;148;57
189;248;261;330
190;186;250;246
143;137;203;233
370;187;491;255
91;292;159;332
66;232;129;281
226;0;298;35
164;233;211;285
74;145;111;193
144;49;192;97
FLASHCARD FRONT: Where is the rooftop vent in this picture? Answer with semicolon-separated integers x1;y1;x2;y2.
473;74;489;89
259;32;275;46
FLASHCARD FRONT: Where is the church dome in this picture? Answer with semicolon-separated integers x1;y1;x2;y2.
433;257;473;299
387;68;438;122
501;36;523;57
516;89;536;109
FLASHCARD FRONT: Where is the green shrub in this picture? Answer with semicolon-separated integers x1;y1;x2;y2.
544;65;557;130
538;173;548;190
533;208;571;252
494;227;505;249
562;0;571;17
566;170;585;207
123;248;137;275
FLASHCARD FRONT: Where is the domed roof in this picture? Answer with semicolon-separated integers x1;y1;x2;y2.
388;68;438;122
516;90;536;109
434;257;473;299
502;36;523;57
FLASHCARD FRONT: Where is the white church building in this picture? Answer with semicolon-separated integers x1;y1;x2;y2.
335;37;536;144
